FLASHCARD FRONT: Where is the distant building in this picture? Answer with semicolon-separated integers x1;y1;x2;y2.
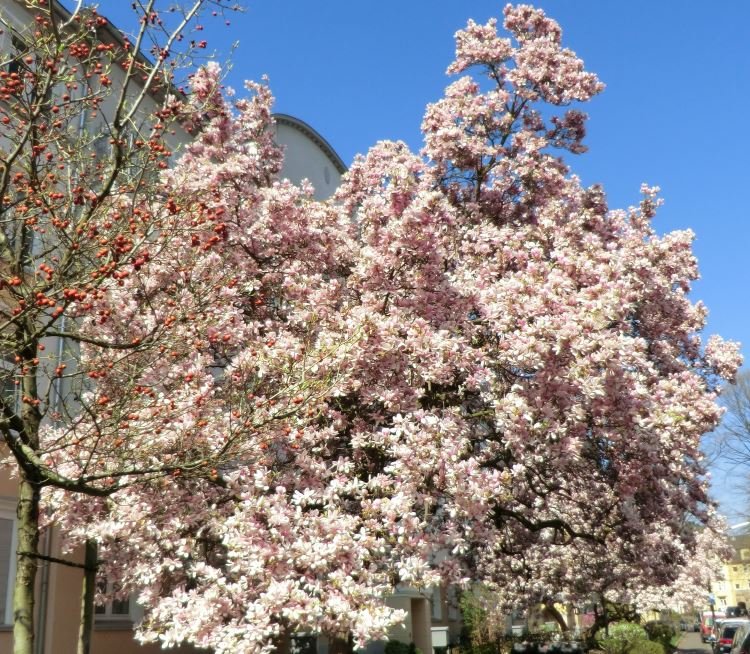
714;534;750;609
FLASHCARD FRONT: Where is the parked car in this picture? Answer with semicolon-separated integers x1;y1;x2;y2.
729;620;750;654
713;620;750;654
729;622;750;654
681;618;701;632
705;612;728;643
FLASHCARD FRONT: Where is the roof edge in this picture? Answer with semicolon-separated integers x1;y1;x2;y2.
273;113;347;175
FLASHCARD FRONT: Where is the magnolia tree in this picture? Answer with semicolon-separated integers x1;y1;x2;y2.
628;525;731;615
50;4;743;654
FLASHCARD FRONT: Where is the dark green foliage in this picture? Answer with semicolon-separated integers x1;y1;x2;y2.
583;602;641;647
643;622;674;652
597;622;648;654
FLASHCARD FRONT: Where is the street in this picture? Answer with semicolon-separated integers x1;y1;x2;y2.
677;631;712;654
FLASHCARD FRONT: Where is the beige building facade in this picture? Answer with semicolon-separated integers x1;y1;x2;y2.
712;534;750;610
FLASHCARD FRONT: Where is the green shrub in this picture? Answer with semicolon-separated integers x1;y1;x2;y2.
630;641;664;654
597;622;649;654
643;622;674;651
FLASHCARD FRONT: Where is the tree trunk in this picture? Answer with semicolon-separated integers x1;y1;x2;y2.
543;601;569;632
602;599;609;637
77;539;98;654
13;473;40;654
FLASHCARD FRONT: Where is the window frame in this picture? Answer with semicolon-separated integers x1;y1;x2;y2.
431;585;443;621
0;497;18;627
94;579;142;628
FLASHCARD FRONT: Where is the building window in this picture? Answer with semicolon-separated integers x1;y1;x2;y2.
1;369;18;412
95;579;136;623
1;351;20;415
6;34;29;76
447;585;460;621
95;595;131;618
1;190;36;267
0;498;18;626
431;586;442;621
737;584;741;590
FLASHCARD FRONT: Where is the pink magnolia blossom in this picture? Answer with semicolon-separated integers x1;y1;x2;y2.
49;5;741;652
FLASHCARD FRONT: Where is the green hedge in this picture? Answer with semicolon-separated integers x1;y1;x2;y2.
597;622;648;654
596;621;670;654
643;622;674;652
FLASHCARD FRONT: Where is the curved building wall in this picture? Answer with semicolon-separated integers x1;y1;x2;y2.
274;114;347;200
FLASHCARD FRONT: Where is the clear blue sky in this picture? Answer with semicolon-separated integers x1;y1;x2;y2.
98;1;750;519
